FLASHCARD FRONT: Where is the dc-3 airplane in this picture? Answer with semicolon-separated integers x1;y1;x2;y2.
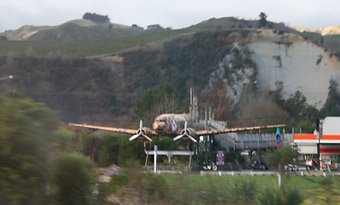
69;113;285;143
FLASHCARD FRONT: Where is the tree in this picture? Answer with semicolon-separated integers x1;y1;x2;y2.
141;173;169;202
79;134;145;166
283;91;307;118
0;35;8;40
235;87;288;126
265;146;299;172
0;93;57;205
320;79;340;116
265;146;299;188
200;79;233;120
53;152;96;205
134;83;180;125
82;12;110;24
258;12;268;28
297;119;314;133
274;89;319;126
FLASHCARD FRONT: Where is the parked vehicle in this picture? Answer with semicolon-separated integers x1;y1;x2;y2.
284;164;298;171
284;163;306;171
252;156;268;170
202;162;218;171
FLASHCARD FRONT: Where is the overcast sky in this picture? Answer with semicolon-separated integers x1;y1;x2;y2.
1;0;339;32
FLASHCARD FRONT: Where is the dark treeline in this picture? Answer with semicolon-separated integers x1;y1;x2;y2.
82;12;110;24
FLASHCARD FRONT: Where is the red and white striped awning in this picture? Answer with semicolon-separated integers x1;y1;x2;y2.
320;134;340;144
294;134;318;143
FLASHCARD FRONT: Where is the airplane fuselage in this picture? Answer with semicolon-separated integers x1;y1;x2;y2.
152;113;191;136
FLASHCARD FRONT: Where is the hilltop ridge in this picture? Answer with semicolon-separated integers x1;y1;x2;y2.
294;25;340;35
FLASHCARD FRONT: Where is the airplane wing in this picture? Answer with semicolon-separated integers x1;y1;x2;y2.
195;124;286;136
69;123;140;135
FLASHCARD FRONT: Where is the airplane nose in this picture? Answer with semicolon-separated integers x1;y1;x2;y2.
156;125;163;130
153;123;163;131
152;123;158;130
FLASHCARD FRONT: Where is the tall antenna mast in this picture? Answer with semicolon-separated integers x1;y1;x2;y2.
189;88;193;119
189;88;199;122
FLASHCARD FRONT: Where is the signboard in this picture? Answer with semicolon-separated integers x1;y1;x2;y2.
276;128;281;149
216;151;225;166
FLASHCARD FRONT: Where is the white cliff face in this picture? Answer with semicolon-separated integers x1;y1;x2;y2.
248;30;340;108
208;44;256;104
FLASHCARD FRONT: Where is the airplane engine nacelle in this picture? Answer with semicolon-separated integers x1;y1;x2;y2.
173;121;197;143
142;127;154;136
129;120;153;142
181;128;196;136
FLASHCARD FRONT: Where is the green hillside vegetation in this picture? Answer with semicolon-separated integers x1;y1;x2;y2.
324;35;340;58
0;56;121;122
1;25;51;40
121;31;236;94
0;24;188;58
0;30;246;124
27;22;144;42
301;31;340;59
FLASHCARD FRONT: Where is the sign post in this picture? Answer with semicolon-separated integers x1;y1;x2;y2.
216;151;225;166
154;145;157;173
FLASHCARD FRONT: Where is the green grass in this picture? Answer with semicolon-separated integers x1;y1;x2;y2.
161;174;340;205
164;175;277;191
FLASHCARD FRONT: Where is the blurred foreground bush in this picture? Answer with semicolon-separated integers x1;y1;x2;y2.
53;152;96;205
0;93;57;205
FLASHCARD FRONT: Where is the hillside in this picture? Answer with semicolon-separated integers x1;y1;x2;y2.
26;21;144;42
294;25;340;35
0;19;141;41
247;29;340;108
1;17;340;126
1;25;52;40
190;17;296;34
0;31;234;124
0;22;191;58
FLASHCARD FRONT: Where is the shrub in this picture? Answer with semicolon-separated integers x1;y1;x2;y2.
141;173;169;202
259;187;303;205
0;94;57;205
109;172;129;193
231;179;257;204
53;152;96;205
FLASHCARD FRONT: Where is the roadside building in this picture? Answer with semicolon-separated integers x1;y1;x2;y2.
294;116;340;171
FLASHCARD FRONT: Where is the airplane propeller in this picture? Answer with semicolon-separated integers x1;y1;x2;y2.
129;120;153;142
173;121;197;143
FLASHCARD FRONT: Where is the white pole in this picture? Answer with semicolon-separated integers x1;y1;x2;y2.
154;145;157;173
277;172;281;187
